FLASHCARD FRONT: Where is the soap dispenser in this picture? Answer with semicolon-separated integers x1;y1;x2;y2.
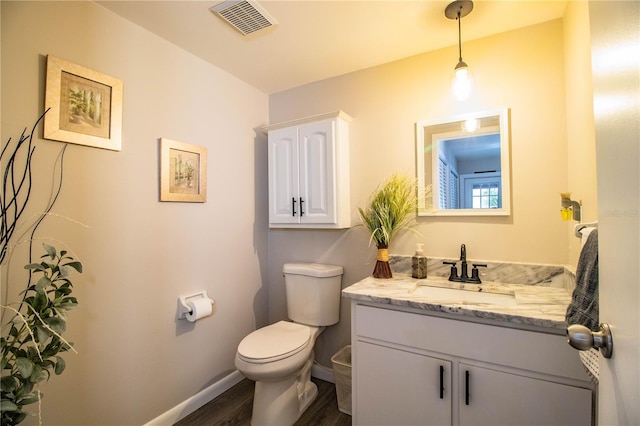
411;243;428;279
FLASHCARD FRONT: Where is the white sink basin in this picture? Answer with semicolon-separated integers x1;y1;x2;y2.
409;284;517;306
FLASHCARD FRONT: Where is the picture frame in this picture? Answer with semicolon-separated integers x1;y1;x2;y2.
44;55;123;151
160;138;207;203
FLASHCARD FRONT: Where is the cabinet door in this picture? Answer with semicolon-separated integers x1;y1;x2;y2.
355;341;452;426
268;126;299;224
298;119;336;224
459;363;592;426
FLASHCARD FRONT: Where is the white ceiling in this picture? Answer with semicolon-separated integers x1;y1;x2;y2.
97;0;567;94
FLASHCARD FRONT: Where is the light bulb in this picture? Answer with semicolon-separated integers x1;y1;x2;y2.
451;65;473;101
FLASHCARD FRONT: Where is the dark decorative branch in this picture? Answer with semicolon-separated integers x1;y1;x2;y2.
0;109;49;264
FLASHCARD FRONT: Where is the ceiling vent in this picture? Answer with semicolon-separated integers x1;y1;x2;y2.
210;0;278;36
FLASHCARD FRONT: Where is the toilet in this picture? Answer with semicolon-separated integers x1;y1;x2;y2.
235;262;343;426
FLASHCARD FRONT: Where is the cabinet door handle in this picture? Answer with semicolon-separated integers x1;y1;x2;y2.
465;370;470;405
299;197;305;216
292;197;297;217
439;365;445;399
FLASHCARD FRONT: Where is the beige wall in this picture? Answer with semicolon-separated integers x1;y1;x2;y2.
1;2;269;425
269;18;596;366
270;19;570;264
1;1;599;423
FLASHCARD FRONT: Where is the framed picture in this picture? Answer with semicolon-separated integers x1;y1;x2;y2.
160;138;207;203
44;55;123;151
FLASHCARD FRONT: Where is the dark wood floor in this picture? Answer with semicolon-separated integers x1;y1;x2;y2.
174;377;352;426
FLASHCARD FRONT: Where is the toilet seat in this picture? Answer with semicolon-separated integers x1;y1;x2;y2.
237;321;311;364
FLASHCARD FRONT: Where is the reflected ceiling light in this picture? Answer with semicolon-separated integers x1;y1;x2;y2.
445;0;474;101
462;118;479;132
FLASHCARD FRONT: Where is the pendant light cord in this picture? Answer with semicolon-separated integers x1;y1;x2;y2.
457;10;463;62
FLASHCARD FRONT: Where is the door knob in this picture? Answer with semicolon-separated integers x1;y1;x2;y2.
567;323;613;358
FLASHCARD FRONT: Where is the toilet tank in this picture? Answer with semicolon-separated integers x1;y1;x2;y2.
283;263;343;326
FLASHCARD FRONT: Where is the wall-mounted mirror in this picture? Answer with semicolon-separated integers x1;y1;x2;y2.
416;108;511;216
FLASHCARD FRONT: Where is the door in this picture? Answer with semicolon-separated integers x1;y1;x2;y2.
589;1;639;424
355;341;452;426
458;364;591;426
298;119;336;224
268;126;299;224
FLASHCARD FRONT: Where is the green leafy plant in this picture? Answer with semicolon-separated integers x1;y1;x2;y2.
1;244;82;425
1;112;81;425
358;173;418;278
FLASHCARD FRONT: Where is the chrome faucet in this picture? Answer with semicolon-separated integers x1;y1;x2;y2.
443;244;487;284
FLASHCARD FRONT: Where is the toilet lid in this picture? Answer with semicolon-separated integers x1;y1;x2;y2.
238;321;310;363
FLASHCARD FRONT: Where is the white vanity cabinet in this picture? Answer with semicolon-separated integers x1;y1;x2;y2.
356;340;452;425
266;111;351;228
458;363;593;425
352;302;594;426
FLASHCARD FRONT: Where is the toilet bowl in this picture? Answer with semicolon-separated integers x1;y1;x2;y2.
235;321;323;425
235;263;343;426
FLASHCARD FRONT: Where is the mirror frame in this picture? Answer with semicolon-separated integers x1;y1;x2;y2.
416;108;511;217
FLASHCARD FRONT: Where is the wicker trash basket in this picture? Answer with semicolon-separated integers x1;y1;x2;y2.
331;345;352;415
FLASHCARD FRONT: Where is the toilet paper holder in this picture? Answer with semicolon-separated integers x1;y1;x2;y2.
177;291;214;320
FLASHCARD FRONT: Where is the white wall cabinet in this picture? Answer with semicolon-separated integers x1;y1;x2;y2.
266;111;351;228
351;303;594;426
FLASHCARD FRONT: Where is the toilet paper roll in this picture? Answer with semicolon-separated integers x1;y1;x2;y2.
185;298;213;322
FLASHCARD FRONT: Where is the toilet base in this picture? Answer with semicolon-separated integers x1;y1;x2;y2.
298;380;318;418
250;359;318;426
251;378;318;426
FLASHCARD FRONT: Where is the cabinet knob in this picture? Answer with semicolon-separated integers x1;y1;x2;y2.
566;323;613;358
292;197;297;217
299;197;304;216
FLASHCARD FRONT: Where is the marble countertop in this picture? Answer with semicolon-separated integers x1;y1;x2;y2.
342;274;572;332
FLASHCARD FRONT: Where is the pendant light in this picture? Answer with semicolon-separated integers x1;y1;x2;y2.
445;0;474;100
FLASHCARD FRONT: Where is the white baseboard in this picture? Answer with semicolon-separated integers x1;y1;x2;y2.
144;365;335;425
143;370;244;426
312;363;335;383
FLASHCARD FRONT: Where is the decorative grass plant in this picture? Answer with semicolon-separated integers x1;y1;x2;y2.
358;174;418;279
